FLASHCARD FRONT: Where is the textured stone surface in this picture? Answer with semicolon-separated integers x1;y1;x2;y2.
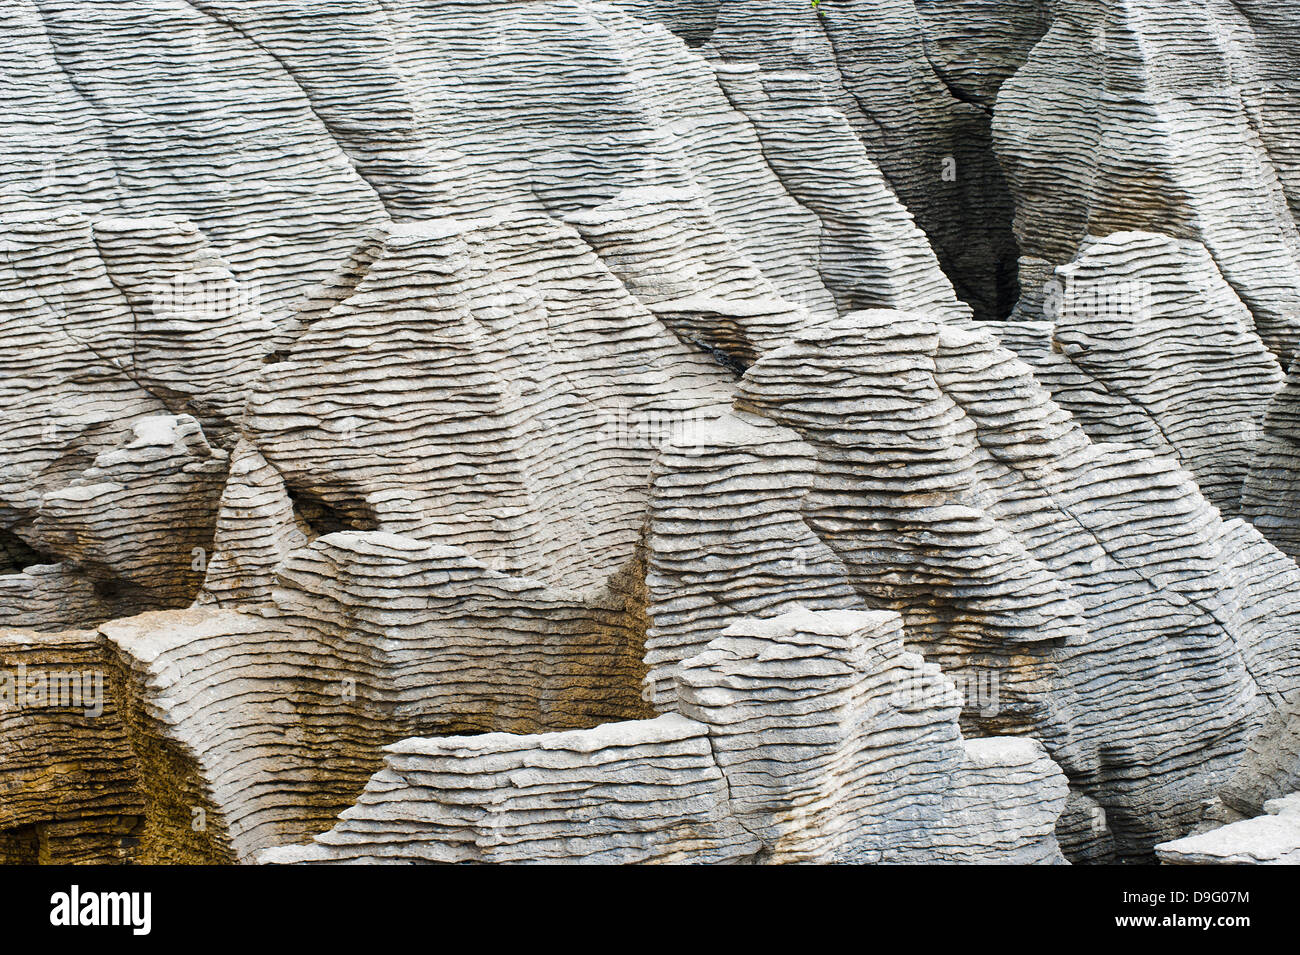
994;0;1300;359
737;309;1300;856
262;608;1067;864
1156;793;1300;865
4;0;1300;866
991;232;1285;514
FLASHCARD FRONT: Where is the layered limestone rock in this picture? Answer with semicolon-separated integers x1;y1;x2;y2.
1201;678;1300;858
4;528;653;864
0;627;142;864
32;416;227;607
0;208;268;629
989;232;1285;514
5;0;986;627
4;0;1300;867
0;0;386;315
262;714;761;865
733;309;1300;857
705;0;1025;320
912;0;1052;110
3;409;227;630
1242;368;1300;563
994;0;1300;360
3;602;1066;865
261;608;1068;864
1220;692;1300;818
642;412;860;710
987;0;1300;577
202;213;732;602
1156;793;1300;865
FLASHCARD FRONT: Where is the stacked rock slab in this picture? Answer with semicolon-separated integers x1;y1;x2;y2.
1156;793;1300;865
3;0;1300;867
0;628;142;863
989;232;1284;515
642;411;860;710
31;416;227;610
736;309;1300;857
261;608;1067;864
993;0;1300;360
2;527;652;864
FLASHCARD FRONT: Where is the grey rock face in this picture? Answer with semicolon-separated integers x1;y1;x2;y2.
1156;793;1300;865
993;232;1285;515
262;607;1067;864
4;0;1300;866
994;0;1300;359
734;309;1300;856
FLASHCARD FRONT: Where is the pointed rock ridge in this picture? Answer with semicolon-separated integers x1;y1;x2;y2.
642;410;860;711
260;607;1069;864
707;0;1022;320
735;308;1300;857
198;440;307;607
994;0;1300;359
223;214;731;599
989;231;1284;515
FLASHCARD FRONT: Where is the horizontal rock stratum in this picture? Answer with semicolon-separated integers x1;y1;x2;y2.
3;0;1300;866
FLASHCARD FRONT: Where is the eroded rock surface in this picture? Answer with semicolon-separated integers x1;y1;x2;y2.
4;0;1300;866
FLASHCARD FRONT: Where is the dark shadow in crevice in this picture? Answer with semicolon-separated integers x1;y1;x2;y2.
285;483;379;540
0;527;60;575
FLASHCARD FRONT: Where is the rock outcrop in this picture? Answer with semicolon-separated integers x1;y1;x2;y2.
1156;793;1300;865
262;608;1067;865
5;0;1300;867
